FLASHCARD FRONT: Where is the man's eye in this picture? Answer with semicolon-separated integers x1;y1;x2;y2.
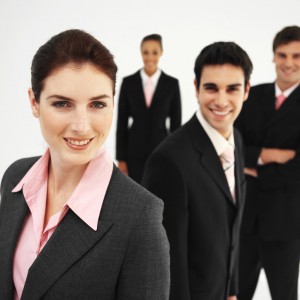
52;101;69;108
205;87;217;91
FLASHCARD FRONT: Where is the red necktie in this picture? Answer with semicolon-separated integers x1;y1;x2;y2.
220;144;235;201
275;94;286;110
144;78;154;107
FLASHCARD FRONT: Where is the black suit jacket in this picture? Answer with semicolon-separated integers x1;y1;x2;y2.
0;158;170;300
235;83;300;240
116;70;181;162
142;114;246;300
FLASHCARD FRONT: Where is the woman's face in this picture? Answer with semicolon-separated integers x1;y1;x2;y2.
141;40;163;76
29;62;114;168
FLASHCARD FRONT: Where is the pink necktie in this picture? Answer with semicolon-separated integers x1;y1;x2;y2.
144;77;154;107
275;94;286;110
220;144;235;201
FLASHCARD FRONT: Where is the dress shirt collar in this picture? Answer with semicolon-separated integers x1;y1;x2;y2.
12;147;113;231
140;68;161;90
275;81;300;98
196;110;235;156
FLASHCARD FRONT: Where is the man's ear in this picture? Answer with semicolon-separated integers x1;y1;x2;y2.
194;79;199;97
244;82;251;102
28;88;40;118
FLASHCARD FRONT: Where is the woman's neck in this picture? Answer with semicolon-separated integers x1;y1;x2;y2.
44;158;88;228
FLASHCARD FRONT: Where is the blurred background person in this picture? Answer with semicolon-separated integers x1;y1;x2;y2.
235;25;300;300
116;34;182;183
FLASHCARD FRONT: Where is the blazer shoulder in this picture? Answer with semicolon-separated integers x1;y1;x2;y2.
249;82;274;95
1;156;40;191
122;71;141;83
108;166;164;211
160;71;179;84
150;120;191;161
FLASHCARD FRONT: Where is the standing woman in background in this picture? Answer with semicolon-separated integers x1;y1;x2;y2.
116;34;182;183
0;29;170;300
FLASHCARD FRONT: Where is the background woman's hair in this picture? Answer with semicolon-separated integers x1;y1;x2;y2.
141;34;163;50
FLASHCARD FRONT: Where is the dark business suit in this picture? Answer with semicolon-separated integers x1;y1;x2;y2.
235;83;300;300
0;157;170;300
142;114;246;300
116;70;181;183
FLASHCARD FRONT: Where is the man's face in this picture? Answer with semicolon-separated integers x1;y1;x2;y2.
196;64;250;139
273;41;300;91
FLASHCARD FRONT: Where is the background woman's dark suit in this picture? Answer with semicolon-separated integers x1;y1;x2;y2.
116;70;181;183
0;158;170;300
142;115;246;300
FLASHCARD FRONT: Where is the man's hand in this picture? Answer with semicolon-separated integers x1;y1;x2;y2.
118;161;128;175
260;148;296;164
244;168;258;177
227;296;237;300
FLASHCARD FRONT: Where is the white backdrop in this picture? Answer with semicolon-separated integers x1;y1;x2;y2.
0;0;299;298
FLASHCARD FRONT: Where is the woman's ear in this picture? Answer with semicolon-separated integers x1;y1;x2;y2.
28;88;40;118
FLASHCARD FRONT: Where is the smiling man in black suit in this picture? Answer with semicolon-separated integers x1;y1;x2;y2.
235;26;300;300
143;42;252;300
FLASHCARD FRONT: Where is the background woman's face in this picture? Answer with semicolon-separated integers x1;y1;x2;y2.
141;40;162;76
29;62;114;168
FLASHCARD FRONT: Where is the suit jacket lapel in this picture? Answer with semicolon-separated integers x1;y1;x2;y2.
0;191;29;299
187;115;234;205
132;71;147;110
266;84;300;129
21;209;113;300
233;129;245;210
150;72;166;108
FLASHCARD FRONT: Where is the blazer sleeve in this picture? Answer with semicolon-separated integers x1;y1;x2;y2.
142;150;191;300
169;79;182;132
117;197;170;300
116;79;129;161
257;149;300;189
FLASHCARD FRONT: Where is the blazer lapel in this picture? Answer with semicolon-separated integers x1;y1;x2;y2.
133;71;148;110
21;210;113;300
149;72;166;108
187;115;234;204
233;130;245;210
265;84;300;129
0;191;29;299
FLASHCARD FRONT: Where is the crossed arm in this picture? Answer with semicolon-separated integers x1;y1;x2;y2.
244;148;296;177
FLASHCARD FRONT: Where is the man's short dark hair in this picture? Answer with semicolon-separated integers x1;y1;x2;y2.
273;26;300;52
194;42;253;90
141;34;163;50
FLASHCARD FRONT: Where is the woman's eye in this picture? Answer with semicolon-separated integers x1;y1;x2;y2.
91;101;105;109
52;101;69;108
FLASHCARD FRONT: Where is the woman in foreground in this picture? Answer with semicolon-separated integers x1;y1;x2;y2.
0;29;169;300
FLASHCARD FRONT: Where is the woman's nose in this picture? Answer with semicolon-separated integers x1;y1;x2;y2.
70;110;91;135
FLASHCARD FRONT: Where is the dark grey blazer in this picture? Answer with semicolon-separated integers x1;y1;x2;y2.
142;114;246;300
0;157;170;300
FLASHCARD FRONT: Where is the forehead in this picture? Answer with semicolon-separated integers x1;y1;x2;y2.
200;64;245;85
42;63;113;97
141;40;161;50
275;41;300;54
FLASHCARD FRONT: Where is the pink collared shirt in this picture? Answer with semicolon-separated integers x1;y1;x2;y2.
12;148;113;300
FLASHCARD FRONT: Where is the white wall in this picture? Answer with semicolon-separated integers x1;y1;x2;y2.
0;0;299;297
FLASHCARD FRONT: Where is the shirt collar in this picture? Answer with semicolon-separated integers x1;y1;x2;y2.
275;81;300;98
196;110;234;156
12;148;113;231
12;149;50;197
140;68;161;86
